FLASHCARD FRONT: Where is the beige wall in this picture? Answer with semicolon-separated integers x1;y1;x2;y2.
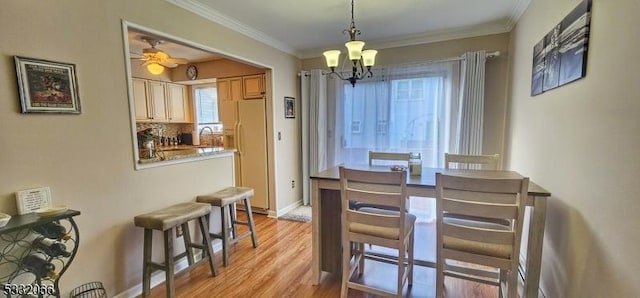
302;33;511;160
0;0;300;296
506;0;640;297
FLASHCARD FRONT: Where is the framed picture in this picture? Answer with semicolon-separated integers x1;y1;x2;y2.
284;96;295;119
14;56;81;113
530;0;591;96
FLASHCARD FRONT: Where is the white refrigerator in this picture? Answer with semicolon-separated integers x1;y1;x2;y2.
220;99;269;210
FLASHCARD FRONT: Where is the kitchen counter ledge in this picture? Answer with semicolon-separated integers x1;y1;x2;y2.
137;146;235;169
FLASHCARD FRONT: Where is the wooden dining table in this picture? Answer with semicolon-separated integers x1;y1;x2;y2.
310;165;551;298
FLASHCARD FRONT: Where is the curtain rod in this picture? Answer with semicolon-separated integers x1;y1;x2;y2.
298;50;500;77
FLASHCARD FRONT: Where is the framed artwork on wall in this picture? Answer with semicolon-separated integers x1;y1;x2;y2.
285;96;295;119
14;56;81;113
531;0;591;96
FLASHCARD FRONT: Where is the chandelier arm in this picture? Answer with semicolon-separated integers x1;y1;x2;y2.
324;69;348;81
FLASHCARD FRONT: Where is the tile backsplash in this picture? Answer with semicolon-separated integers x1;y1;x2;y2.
136;122;194;139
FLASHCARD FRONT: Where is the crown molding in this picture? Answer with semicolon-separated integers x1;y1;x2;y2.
506;0;532;30
166;0;298;57
168;0;531;60
298;23;511;59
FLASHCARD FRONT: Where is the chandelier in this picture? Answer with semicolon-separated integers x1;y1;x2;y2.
323;0;377;87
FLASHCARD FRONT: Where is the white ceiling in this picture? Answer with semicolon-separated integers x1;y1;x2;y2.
167;0;531;58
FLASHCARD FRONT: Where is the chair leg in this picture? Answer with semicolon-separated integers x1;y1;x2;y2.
244;197;259;247
220;205;231;266
408;229;415;286
230;202;238;239
163;228;175;298
181;223;194;266
357;242;365;275
436;257;444;298
340;236;351;298
199;215;219;276
397;241;406;297
507;269;517;298
142;229;152;297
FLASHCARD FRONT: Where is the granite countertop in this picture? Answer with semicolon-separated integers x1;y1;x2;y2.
138;145;233;164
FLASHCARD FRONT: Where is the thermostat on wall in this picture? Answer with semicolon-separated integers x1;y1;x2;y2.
15;186;52;215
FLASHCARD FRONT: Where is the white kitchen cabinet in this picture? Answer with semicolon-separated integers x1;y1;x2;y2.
166;83;191;123
132;78;192;123
148;81;169;122
132;78;151;121
217;77;243;102
242;74;265;99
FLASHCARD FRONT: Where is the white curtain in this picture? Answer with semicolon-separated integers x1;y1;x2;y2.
328;60;461;168
300;69;330;206
455;51;486;156
300;52;487;204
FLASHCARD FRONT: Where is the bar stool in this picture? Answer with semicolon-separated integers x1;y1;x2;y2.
197;187;258;266
134;202;218;298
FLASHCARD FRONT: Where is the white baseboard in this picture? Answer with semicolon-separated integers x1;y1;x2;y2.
271;200;303;218
113;242;222;298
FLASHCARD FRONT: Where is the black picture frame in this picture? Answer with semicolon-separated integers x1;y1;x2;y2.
531;0;591;96
14;56;81;113
284;96;295;119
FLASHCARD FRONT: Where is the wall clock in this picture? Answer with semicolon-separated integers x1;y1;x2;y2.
186;64;197;80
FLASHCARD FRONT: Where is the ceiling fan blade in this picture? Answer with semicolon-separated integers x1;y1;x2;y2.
159;61;179;68
166;57;188;64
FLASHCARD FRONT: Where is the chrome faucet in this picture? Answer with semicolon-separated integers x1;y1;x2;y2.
199;126;214;145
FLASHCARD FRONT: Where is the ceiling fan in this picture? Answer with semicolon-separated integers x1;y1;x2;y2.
131;37;189;74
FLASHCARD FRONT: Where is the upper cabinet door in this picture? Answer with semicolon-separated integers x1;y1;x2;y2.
217;77;242;101
229;77;243;101
148;81;168;122
242;74;265;99
167;83;190;123
217;78;231;101
132;78;151;121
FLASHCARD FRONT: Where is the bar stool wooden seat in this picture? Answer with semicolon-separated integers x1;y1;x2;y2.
197;187;259;266
196;186;258;267
134;202;218;298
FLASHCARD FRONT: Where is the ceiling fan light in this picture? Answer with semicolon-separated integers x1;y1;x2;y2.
146;63;164;75
362;50;378;67
323;50;341;68
345;40;365;61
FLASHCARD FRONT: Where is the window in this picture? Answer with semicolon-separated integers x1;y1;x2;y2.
338;63;457;168
194;84;222;132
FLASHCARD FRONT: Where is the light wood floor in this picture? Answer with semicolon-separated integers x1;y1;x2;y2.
144;213;498;298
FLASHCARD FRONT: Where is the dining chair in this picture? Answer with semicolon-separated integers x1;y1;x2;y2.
353;151;412;212
339;166;415;298
443;153;509;226
444;153;500;170
435;173;528;298
369;151;411;166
